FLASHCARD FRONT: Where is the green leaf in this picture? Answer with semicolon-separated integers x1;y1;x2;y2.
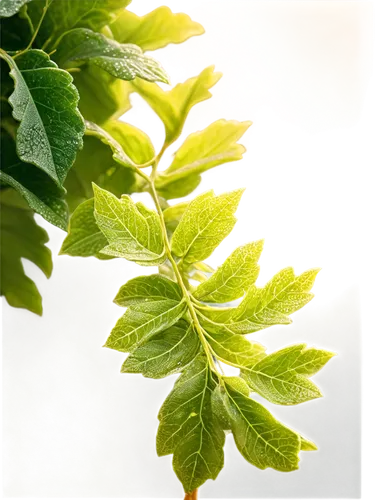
300;435;318;451
193;240;263;303
155;120;251;192
0;10;32;51
218;382;301;471
103;120;155;165
59;198;111;259
64;125;142;213
0;190;52;315
72;64;132;125
55;29;169;84
110;6;204;51
203;328;266;368
106;299;187;353
2;49;84;186
121;320;200;378
157;356;225;492
1;134;68;230
28;0;131;49
163;201;189;233
0;0;31;18
93;184;166;264
114;274;182;306
171;189;244;265
232;267;320;333
156;173;202;200
241;344;335;405
132;66;222;146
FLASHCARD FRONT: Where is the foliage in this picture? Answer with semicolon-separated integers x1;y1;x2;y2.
1;1;334;496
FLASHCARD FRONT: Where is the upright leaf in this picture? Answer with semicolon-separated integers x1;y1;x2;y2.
114;274;182;306
171;189;243;264
1;134;68;230
218;382;301;471
55;29;169;84
28;0;131;48
155;120;252;199
0;190;52;315
193;240;263;303
93;185;165;264
2;49;84;186
232;267;320;333
157;356;225;492
122;321;200;378
106;299;187;353
132;66;222;145
111;6;204;51
241;344;335;405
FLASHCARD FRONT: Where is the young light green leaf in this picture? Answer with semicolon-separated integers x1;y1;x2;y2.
163;201;189;233
106;299;187;353
241;344;335;405
2;49;84;186
103;120;155;165
156;173;202;200
0;191;52;316
171;189;244;264
64;133;135;213
59;198;111;259
28;0;131;48
219;382;301;471
203;328;266;368
155;120;251;191
132;66;222;146
232;267;320;333
114;274;181;306
157;356;225;492
300;435;318;451
121;321;200;378
193;240;264;303
73;65;132;125
0;0;31;17
111;6;204;51
93;184;165;264
55;29;169;84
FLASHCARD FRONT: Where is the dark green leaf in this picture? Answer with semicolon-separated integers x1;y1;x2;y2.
0;0;31;18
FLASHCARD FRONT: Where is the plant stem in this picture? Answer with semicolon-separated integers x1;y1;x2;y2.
184;489;198;500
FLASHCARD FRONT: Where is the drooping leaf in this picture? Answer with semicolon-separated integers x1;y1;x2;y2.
171;189;243;264
2;49;84;186
103;120;155;165
1;134;68;230
59;198;111;259
231;267;320;333
157;356;225;492
73;64;132;125
114;274;181;306
193;240;263;303
110;6;204;51
121;321;200;378
28;0;131;49
218;382;301;471
93;184;165;264
0;190;52;315
106;299;187;353
55;29;169;84
155;120;251;192
132;66;222;146
0;0;31;18
203;329;266;368
241;344;335;405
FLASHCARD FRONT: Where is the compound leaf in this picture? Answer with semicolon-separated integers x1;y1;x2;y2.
93;184;165;264
193;240;263;303
106;299;187;353
55;29;169;84
3;49;84;186
111;6;204;51
155;120;251;192
132;66;222;146
171;189;243;264
218;382;301;471
157;356;225;492
241;344;335;405
0;190;52;315
121;321;200;378
114;274;181;306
